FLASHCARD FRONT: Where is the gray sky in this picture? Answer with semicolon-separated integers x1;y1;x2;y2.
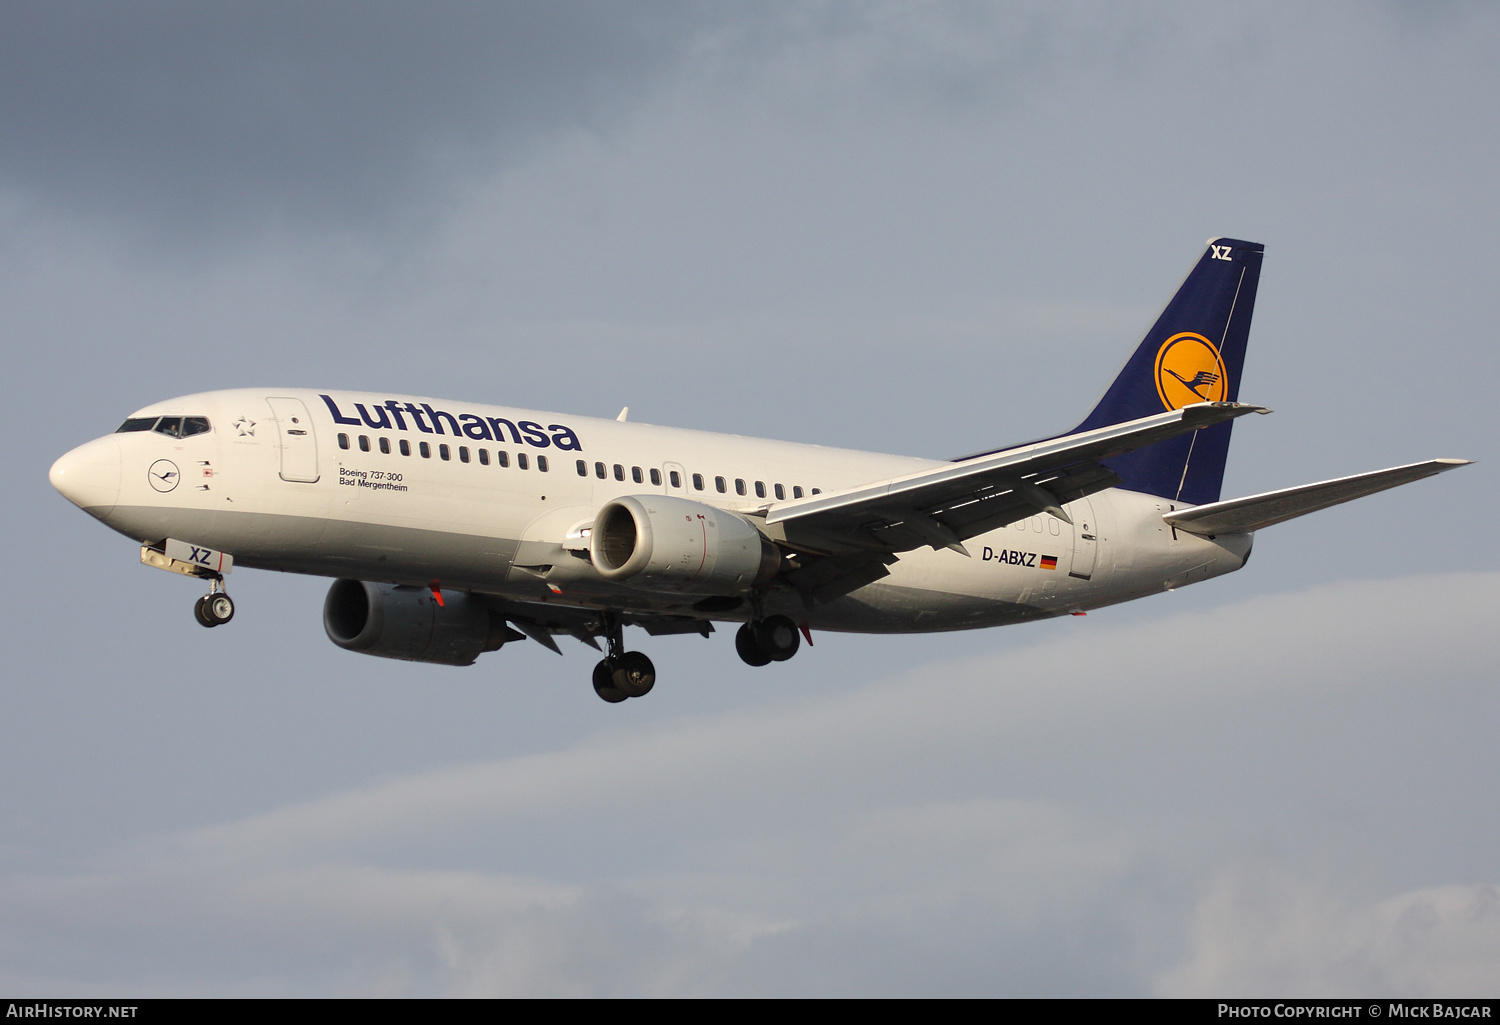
2;1;1496;996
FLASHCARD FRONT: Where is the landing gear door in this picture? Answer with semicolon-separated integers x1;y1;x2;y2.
266;397;319;483
1068;496;1098;580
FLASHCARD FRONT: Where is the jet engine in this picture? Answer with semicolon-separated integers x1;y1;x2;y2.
323;579;513;666
590;495;781;593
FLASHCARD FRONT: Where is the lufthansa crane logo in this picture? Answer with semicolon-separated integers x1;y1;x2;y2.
1154;332;1228;410
148;459;180;493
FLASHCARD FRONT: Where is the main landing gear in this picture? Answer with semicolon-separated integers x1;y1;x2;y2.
193;579;235;628
592;612;656;703
735;615;801;667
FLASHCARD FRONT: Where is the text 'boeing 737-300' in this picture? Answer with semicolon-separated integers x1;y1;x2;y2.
50;238;1470;702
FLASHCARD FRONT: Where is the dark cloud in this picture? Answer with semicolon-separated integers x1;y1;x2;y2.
0;2;1245;241
0;2;718;235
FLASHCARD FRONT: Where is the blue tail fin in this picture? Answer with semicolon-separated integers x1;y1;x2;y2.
1071;237;1264;505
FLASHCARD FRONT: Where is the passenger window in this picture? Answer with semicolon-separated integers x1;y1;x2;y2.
439;444;451;461
754;481;765;498
811;488;821;495
358;436;370;452
632;466;643;484
577;460;588;476
537;456;548;472
420;442;431;458
613;464;624;481
693;473;704;491
459;446;470;463
793;486;803;499
595;462;606;479
735;479;746;496
497;450;509;467
338;434;350;450
116;418;157;433
774;484;785;500
379;437;390;455
400;439;411;456
154;417;183;438
478;449;489;465
181;417;211;437
518;453;529;470
715;476;726;494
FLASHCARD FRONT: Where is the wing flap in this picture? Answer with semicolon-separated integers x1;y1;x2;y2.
783;552;899;603
1163;459;1471;536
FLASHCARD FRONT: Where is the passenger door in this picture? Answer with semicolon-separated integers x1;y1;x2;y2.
266;396;319;483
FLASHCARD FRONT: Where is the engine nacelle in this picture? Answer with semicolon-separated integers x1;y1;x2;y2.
590;495;781;594
323;579;511;666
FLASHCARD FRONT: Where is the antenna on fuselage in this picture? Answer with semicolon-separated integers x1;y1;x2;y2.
616;407;629;422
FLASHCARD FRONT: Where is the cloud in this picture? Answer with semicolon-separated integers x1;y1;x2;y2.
2;2;1409;244
0;2;712;236
1;572;1495;995
1159;870;1500;997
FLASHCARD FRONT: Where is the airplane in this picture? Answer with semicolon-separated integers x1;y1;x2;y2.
49;238;1469;703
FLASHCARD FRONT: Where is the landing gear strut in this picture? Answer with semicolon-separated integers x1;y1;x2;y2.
193;578;235;628
592;611;656;703
736;614;801;666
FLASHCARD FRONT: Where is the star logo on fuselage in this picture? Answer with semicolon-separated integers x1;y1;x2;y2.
233;418;256;437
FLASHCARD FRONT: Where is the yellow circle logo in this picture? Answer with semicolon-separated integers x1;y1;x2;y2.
1154;332;1228;410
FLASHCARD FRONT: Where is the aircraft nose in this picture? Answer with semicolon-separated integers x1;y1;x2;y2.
50;436;121;518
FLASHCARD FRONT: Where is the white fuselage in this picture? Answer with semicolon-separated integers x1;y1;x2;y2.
53;388;1253;633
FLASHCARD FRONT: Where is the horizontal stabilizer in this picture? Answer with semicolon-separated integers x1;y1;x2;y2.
1163;459;1472;536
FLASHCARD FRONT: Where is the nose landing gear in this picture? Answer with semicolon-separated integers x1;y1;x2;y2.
139;541;237;629
193;581;235;628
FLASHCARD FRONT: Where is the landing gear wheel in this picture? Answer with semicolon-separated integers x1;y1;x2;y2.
203;592;235;626
736;623;772;667
755;615;801;662
611;651;656;698
592;659;628;703
193;595;216;628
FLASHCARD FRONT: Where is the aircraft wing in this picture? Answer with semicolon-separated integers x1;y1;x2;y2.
764;402;1268;559
1162;458;1471;536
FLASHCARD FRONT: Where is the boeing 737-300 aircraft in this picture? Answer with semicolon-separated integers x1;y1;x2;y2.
50;238;1469;702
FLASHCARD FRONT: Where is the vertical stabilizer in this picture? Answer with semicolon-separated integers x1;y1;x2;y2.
1071;238;1263;505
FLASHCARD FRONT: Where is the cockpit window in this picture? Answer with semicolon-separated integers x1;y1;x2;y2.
116;418;157;433
141;416;210;438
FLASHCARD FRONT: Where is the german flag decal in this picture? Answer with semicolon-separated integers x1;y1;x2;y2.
1039;555;1058;571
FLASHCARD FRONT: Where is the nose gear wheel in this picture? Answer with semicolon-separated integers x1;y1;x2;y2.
194;589;235;627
